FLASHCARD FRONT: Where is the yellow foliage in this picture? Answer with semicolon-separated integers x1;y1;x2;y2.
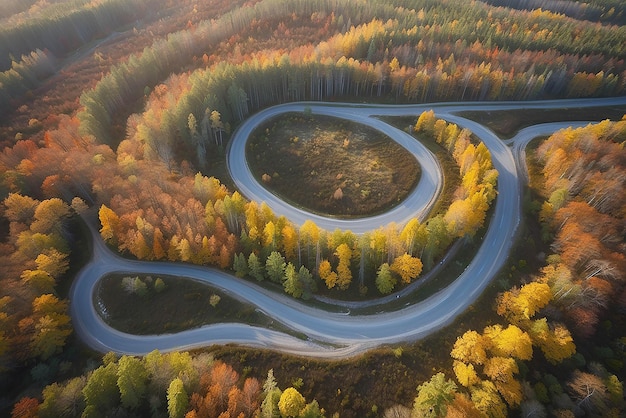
280;224;298;261
530;319;576;364
453;361;480;387
483;357;518;383
470;381;506;418
262;221;276;248
484;324;533;360
497;282;552;323
318;259;337;290
494;379;523;408
518;282;552;319
390;253;423;284
99;204;119;242
451;330;489;365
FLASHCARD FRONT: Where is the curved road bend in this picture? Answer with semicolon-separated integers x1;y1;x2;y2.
227;103;444;233
71;97;626;357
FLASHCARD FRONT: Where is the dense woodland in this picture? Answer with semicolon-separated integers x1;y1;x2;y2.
0;0;625;416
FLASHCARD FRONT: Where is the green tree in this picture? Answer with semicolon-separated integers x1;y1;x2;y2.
261;370;281;418
283;263;303;298
261;388;282;418
375;263;396;294
117;355;148;410
154;277;166;293
278;387;306;417
263;369;278;394
297;265;316;300
82;362;120;413
233;252;249;278
248;252;265;281
266;251;286;283
167;377;188;418
300;400;324;418
413;372;457;417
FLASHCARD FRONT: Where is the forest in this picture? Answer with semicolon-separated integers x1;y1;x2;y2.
0;0;625;417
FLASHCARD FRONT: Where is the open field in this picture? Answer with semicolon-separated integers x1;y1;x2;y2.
247;113;420;217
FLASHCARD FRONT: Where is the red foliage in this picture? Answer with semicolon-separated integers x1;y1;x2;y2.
11;397;39;418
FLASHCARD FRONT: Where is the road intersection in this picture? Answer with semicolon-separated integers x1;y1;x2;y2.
70;96;626;357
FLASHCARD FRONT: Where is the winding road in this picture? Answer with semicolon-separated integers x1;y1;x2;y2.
70;96;626;358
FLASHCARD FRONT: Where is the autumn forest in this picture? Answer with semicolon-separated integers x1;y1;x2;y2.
1;0;625;417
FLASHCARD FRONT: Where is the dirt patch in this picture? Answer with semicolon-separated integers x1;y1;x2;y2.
247;113;420;217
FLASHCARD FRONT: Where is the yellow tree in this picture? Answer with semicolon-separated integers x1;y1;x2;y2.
263;221;276;250
450;330;489;366
461;161;481;197
244;201;261;243
21;269;55;294
484;324;533;361
35;249;69;279
517;282;552;319
400;218;428;256
390;253;423;284
28;294;72;360
496;282;552;324
529;319;576;364
369;227;387;265
453;361;480;387
318;260;338;289
470;381;506;418
278;387;305;418
280;224;298;262
99;205;120;243
3;193;39;223
299;220;320;268
335;243;352;290
30;198;71;234
433;119;448;145
483;357;523;407
444;198;475;238
414;110;436;134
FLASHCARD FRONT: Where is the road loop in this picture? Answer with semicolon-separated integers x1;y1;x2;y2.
70;97;626;357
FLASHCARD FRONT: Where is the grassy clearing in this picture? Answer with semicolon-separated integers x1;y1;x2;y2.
94;273;295;336
247;113;421;218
